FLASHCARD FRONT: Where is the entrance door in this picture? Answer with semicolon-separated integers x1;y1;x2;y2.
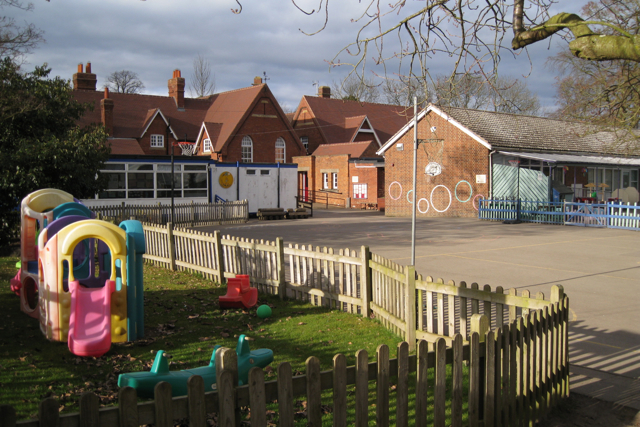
298;171;308;202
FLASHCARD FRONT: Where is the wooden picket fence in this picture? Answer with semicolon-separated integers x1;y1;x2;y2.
4;223;570;426
92;200;248;227
4;300;569;427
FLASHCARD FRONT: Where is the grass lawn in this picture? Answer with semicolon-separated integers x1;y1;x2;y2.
0;256;407;422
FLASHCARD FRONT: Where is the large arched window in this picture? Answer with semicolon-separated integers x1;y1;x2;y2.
275;137;286;163
241;136;253;163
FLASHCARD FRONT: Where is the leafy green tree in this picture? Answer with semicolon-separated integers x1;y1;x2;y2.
0;58;110;245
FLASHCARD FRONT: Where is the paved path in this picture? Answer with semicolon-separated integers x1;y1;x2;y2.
197;208;640;410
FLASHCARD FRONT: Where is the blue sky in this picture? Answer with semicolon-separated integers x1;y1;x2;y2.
8;0;588;112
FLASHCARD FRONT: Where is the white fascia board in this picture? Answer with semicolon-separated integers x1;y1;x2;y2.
376;104;492;155
140;109;178;140
357;117;382;147
194;123;207;151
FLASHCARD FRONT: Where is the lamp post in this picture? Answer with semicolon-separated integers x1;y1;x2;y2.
411;97;418;267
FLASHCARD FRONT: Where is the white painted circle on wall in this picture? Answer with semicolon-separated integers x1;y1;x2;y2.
430;185;452;213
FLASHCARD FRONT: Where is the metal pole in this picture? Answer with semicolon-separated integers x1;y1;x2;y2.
411;97;418;267
169;123;175;225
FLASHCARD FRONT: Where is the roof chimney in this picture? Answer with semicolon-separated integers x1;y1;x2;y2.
318;85;331;98
168;69;185;109
73;62;97;91
253;76;262;86
100;87;114;136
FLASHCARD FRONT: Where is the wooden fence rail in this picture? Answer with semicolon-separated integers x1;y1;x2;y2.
92;200;248;227
2;224;570;425
6;304;569;426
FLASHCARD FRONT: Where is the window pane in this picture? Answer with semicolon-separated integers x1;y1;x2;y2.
157;164;181;172
157;190;181;198
128;172;154;189
128;190;155;198
157;173;182;190
184;165;207;171
184;173;207;189
260;170;270;175
128;164;154;171
184;189;207;197
103;163;125;171
105;172;125;190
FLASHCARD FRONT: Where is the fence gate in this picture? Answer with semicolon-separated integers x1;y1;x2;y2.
564;202;607;227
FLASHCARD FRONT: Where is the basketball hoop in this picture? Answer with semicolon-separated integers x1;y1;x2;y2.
175;141;196;156
508;159;520;167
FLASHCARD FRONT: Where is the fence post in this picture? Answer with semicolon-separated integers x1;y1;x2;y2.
276;237;286;299
405;265;416;352
214;230;225;285
360;245;372;318
471;314;489;424
167;222;176;271
121;201;126;223
550;284;564;303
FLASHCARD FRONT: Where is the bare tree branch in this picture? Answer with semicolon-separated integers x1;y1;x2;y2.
189;54;216;98
105;70;145;94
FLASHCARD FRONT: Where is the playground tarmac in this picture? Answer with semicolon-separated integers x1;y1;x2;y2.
196;207;640;411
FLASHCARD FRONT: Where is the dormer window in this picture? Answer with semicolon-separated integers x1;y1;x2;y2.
203;138;211;153
150;134;164;148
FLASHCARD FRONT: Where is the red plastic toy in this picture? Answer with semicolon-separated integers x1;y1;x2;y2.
218;274;258;309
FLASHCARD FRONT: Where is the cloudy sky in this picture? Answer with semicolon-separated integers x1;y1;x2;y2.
7;0;588;112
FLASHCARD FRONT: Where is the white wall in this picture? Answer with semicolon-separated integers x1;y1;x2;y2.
210;164;298;213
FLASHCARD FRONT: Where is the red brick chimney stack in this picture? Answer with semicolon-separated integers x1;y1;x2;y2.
252;76;262;86
73;62;97;91
168;69;185;109
100;87;114;136
318;86;331;98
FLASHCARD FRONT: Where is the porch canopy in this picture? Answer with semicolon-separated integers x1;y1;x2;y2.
498;151;640;166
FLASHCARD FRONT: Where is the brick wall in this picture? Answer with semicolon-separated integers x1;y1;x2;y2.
139;115;180;156
292;100;326;154
384;112;490;217
222;97;303;163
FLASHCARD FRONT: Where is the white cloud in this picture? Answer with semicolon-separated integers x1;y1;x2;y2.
6;0;590;110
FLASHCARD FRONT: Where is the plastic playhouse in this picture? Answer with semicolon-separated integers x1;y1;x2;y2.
218;274;258;309
117;334;274;397
13;188;146;357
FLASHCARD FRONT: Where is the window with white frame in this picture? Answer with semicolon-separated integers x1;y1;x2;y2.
353;184;368;199
98;163;208;199
203;138;211;153
322;173;329;189
241;136;253;163
300;136;309;152
150;134;164;148
275;137;286;163
332;172;338;189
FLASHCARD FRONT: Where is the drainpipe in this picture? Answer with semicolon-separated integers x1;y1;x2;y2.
236;161;240;201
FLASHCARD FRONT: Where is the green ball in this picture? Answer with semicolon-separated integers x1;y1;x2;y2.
257;304;272;319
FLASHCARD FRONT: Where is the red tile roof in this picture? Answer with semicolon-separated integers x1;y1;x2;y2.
108;138;146;155
201;85;266;152
74;90;210;141
312;140;378;158
298;96;414;145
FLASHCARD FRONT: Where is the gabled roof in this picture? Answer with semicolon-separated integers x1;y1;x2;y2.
295;96;414;146
312;140;379;158
74;82;303;156
378;104;638;157
74;90;211;141
140;108;178;140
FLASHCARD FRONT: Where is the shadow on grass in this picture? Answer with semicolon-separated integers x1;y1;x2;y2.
0;260;403;420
